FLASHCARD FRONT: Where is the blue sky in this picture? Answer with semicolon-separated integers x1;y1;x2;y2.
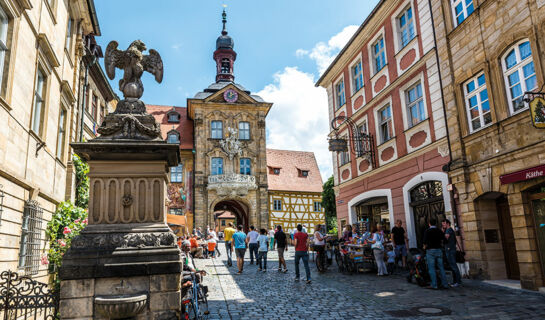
95;0;379;180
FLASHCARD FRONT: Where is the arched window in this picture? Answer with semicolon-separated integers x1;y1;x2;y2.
221;58;230;74
167;111;180;123
502;40;537;114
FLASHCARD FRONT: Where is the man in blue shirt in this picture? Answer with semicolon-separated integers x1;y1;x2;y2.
231;225;248;274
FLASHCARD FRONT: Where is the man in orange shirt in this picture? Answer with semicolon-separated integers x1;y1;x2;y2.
190;235;203;258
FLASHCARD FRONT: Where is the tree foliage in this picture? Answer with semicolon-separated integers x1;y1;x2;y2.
322;176;337;234
73;154;89;208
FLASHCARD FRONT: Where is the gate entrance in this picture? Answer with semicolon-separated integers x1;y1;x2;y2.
213;200;249;232
410;181;445;248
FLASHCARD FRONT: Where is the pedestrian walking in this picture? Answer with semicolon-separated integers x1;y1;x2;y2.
293;224;311;284
231;225;248;274
207;236;217;258
274;225;288;272
386;245;396;275
423;217;449;290
391;219;409;268
247;225;259;265
442;219;462;287
269;227;276;250
368;225;387;276
224;222;236;267
257;228;269;272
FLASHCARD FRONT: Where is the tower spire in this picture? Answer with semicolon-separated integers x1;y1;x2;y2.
222;6;228;35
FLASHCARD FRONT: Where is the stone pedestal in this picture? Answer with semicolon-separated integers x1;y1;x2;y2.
60;131;182;318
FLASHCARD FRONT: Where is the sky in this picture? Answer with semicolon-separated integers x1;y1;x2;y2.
94;0;380;181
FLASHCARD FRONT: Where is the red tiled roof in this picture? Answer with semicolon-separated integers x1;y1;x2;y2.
146;105;194;150
216;211;236;219
266;149;323;193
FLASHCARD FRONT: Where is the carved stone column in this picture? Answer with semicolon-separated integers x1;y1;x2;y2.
59;105;182;319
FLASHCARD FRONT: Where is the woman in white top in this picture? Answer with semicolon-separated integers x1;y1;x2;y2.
314;224;327;270
368;225;388;276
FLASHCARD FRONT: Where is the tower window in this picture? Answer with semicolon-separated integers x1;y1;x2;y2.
221;58;230;74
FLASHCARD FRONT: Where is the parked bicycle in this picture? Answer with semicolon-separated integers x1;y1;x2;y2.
181;272;209;320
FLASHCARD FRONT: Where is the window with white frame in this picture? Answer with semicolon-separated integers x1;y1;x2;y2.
398;6;415;47
502;40;537;114
373;37;386;74
169;208;184;216
352;61;364;93
211;120;223;139
0;6;8;93
406;82;425;127
239;121;250;140
240;158;251;175
167;131;179;144
32;69;46;135
452;0;474;26
464;73;491;132
168;112;180;123
336;79;345;109
170;164;183;183
211;157;223;175
379;105;393;143
56;107;66;159
314;202;322;212
273;199;282;211
65;18;73;51
339;146;350;166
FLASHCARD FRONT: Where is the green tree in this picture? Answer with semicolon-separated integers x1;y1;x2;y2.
322;176;337;234
73;154;89;208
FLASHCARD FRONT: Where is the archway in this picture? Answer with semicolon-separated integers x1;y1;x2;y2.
213;199;249;232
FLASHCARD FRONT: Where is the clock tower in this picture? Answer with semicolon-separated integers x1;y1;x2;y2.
187;10;272;232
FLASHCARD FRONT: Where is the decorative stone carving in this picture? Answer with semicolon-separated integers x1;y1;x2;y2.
121;194;133;207
207;173;257;197
70;232;176;250
220;127;243;160
95;294;147;319
438;144;450;157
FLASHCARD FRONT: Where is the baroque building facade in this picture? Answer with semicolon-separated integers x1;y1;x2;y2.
187;12;272;231
0;0;106;281
317;0;452;248
432;0;545;290
267;149;325;234
148;104;194;236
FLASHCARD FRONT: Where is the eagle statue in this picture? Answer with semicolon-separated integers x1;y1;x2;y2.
104;40;163;100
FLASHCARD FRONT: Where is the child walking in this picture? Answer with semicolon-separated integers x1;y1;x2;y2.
257;228;269;272
386;245;396;275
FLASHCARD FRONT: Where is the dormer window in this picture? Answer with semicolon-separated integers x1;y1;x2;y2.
167;130;180;144
298;169;309;177
168;111;180;123
274;168;280;175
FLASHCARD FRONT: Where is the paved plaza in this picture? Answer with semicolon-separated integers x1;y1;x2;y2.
194;243;545;320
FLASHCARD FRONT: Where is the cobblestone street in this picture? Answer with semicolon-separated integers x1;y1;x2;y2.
194;243;545;320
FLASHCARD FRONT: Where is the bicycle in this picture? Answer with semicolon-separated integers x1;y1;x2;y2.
181;272;209;320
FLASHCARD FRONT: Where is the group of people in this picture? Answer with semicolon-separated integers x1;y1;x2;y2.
221;222;327;284
339;217;462;290
177;226;219;259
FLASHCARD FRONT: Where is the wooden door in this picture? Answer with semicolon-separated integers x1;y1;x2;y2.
497;196;520;280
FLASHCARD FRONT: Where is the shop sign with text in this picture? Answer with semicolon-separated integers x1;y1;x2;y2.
500;164;545;184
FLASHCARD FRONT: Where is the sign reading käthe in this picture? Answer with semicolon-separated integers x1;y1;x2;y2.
500;164;545;184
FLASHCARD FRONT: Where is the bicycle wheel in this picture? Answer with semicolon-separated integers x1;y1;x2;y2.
185;301;197;320
197;286;209;318
335;251;344;273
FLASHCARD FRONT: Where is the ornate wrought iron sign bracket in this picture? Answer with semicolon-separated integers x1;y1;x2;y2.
523;83;545;129
328;115;377;167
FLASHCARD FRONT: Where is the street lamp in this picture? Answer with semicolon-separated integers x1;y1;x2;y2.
328;115;376;166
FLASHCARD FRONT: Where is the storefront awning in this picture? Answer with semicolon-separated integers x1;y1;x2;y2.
167;214;186;226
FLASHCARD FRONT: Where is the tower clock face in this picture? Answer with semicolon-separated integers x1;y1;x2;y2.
223;89;238;103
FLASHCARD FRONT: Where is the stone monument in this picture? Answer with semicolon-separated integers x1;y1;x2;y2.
59;40;182;319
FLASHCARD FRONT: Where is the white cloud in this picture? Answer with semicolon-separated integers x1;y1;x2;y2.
260;25;359;182
171;43;182;50
298;25;359;74
258;67;331;181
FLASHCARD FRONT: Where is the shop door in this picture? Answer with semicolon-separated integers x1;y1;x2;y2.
410;181;446;248
496;196;520;280
529;191;545;282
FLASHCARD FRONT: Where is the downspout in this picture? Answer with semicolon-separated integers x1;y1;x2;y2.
427;0;463;249
79;51;96;142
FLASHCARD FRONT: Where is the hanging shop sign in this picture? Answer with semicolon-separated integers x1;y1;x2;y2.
500;164;545;184
529;97;545;128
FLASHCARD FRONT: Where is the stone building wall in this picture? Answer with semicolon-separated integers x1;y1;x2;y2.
432;0;545;290
0;0;100;282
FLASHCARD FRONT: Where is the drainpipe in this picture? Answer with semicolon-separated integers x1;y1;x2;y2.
427;0;464;250
79;53;96;142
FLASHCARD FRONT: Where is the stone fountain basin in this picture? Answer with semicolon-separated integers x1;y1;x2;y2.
95;294;147;319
